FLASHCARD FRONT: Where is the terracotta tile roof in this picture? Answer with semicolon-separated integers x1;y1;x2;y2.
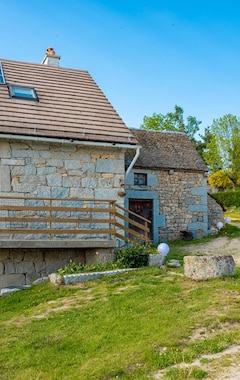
127;129;208;172
0;58;138;145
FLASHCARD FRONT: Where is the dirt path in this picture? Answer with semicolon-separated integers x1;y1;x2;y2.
182;234;240;379
180;235;240;265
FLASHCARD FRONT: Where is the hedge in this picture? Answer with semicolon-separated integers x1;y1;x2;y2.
211;190;240;208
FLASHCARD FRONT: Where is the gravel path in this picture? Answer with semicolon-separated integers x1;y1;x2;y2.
181;236;240;265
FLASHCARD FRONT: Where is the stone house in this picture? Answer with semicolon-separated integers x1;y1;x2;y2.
0;50;223;288
125;129;211;242
0;49;142;287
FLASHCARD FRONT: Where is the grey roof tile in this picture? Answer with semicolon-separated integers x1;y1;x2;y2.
127;129;208;172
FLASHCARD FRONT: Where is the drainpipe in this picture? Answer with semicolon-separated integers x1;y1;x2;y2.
125;145;141;180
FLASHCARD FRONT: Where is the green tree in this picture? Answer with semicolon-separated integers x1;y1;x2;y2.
208;170;235;190
203;114;240;186
140;105;201;140
202;134;223;172
192;126;213;159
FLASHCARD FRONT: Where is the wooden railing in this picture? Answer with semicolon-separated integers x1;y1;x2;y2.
0;196;151;245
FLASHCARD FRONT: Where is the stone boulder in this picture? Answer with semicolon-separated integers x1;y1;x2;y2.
148;254;166;267
184;255;236;280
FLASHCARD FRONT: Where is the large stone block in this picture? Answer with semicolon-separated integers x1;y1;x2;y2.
0;274;25;288
46;173;62;186
45;261;67;274
63;176;81;187
0;141;11;158
64;160;80;170
16;261;35;274
51;187;70;198
0;262;4;275
0;249;10;261
0;164;11;192
12;149;39;158
24;251;43;262
4;259;15;274
96;158;123;174
9;251;24;262
34;261;46;273
184;255;236;280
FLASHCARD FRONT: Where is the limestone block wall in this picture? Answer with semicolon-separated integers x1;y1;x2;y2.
125;168;208;242
0;139;125;288
0;247;114;289
0;139;125;201
158;170;208;240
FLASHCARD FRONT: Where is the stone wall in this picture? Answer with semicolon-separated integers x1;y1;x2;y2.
207;193;224;229
0;247;114;289
0;139;125;201
125;168;208;242
158;170;208;240
0;138;124;288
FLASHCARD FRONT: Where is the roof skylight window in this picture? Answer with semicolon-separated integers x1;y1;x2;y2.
8;84;38;100
0;63;5;84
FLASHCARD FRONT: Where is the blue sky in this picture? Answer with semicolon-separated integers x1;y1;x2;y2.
1;1;240;138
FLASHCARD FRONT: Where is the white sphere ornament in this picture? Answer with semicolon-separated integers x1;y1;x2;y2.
216;221;224;230
225;217;231;224
157;243;170;255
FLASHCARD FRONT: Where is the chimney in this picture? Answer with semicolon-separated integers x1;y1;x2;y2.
41;47;61;67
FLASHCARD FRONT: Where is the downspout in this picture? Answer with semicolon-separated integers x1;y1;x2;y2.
125;145;141;180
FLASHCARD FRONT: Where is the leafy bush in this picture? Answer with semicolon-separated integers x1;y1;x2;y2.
58;244;156;276
211;190;240;208
115;244;149;268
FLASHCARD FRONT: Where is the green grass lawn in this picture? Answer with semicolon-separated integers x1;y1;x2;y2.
1;257;240;379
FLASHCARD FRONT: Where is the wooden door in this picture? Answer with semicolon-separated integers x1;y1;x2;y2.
129;199;153;240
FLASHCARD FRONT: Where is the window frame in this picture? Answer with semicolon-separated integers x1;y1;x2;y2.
8;84;39;101
0;62;6;84
134;172;147;186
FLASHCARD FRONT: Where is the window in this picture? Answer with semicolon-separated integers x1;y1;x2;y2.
134;173;147;186
8;84;38;100
0;63;5;84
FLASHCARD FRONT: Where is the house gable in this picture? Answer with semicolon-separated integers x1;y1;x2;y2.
0;57;137;145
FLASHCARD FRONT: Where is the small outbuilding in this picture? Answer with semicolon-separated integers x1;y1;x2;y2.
125;129;209;242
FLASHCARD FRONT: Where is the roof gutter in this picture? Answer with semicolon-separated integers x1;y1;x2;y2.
0;133;140;150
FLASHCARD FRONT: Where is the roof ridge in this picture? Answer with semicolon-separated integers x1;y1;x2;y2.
130;128;186;135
